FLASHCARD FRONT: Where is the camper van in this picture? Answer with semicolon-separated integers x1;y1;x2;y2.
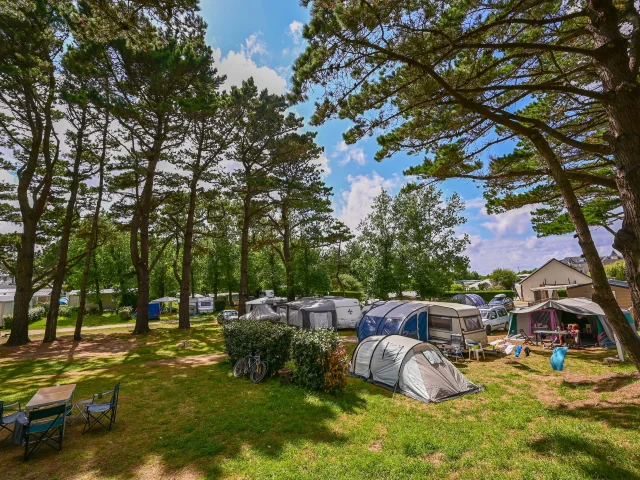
188;296;214;315
357;301;488;346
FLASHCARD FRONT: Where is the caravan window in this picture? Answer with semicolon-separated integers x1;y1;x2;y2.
428;315;452;331
402;315;417;338
200;301;212;307
309;311;332;329
463;315;483;331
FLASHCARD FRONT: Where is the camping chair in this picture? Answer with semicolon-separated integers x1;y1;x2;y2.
519;329;535;346
23;404;66;461
82;383;120;434
1;401;23;447
445;334;465;362
465;339;485;361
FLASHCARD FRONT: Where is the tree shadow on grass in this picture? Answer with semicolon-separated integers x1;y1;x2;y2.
0;357;380;480
529;431;640;479
560;373;639;393
549;402;640;431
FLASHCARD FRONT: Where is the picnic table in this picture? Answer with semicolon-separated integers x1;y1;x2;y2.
533;330;570;347
25;384;76;411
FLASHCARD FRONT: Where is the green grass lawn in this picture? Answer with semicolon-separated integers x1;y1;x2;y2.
2;310;220;332
1;324;639;479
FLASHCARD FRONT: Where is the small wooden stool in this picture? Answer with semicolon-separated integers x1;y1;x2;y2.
278;368;293;385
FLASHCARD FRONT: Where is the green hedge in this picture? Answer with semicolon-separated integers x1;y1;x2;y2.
291;329;346;394
444;290;515;302
214;298;226;311
557;289;568;298
223;321;293;374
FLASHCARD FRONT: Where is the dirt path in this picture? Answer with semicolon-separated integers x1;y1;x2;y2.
11;317;215;336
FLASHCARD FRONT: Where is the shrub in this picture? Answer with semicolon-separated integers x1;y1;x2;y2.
58;305;72;317
2;315;12;329
223;321;293;374
291;329;347;395
557;289;568;298
87;306;100;315
214;298;226;312
28;306;45;324
117;306;133;321
449;284;465;292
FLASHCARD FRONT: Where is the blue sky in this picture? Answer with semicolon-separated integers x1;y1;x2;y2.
0;1;614;275
198;1;618;275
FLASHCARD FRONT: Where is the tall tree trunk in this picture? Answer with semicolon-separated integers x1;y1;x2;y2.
336;240;345;296
530;133;640;370
44;109;88;343
282;205;294;301
587;0;640;324
92;253;103;314
132;149;159;334
7;219;37;346
178;181;194;328
238;195;251;315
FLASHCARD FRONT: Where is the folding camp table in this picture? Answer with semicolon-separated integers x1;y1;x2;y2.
25;384;76;436
533;330;570;347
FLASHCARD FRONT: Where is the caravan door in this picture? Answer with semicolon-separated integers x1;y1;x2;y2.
336;304;362;329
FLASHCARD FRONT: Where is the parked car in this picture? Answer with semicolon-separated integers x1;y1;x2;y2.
479;305;509;333
488;294;514;311
217;309;238;324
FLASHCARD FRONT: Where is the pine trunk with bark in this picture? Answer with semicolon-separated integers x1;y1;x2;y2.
7;219;37;346
44;109;88;343
587;0;640;323
530;133;640;370
281;204;295;301
238;193;251;315
178;172;199;329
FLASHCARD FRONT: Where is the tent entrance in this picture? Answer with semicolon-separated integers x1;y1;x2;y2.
556;311;598;346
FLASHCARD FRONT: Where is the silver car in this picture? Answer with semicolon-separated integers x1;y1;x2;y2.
479;306;509;333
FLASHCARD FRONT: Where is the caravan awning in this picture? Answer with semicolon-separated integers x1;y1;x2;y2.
150;296;178;303
514;298;610;316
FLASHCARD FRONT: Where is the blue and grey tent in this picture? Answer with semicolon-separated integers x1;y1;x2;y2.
350;335;483;403
357;301;429;342
451;294;486;307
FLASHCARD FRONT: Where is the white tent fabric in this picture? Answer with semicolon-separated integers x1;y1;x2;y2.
514;298;606;315
350;335;483;403
238;304;280;322
309;311;332;329
150;296;178;303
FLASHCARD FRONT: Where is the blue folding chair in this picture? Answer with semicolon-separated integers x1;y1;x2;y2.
24;404;66;461
1;401;24;447
83;383;120;434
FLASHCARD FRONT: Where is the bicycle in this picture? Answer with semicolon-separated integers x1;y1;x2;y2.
233;353;268;383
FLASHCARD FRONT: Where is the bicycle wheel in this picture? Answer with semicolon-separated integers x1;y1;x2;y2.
250;361;268;383
233;358;247;378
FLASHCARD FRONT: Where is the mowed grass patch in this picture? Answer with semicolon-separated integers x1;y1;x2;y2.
0;325;639;479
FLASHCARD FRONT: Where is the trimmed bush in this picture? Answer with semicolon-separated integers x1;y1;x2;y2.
28;306;45;324
223;321;293;374
117;306;133;321
2;315;12;329
214;298;226;312
58;305;72;317
291;329;347;395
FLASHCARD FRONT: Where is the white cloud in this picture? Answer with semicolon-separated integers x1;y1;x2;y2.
212;33;287;95
336;172;401;231
480;205;535;238
332;141;366;166
464;227;616;274
313;152;331;178
463;197;487;210
283;20;305;56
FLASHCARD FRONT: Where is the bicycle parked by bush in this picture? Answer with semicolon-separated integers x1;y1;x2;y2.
233;353;268;384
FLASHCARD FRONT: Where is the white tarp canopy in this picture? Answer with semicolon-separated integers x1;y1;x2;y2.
238;304;280;322
150;297;178;304
350;335;483;403
514;298;607;315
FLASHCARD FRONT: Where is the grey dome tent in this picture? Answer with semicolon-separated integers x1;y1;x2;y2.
451;294;486;307
350;335;483;403
356;301;429;342
238;304;280;322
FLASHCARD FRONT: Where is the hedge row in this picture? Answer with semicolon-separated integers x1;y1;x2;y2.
444;290;515;302
223;321;348;394
328;291;365;301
